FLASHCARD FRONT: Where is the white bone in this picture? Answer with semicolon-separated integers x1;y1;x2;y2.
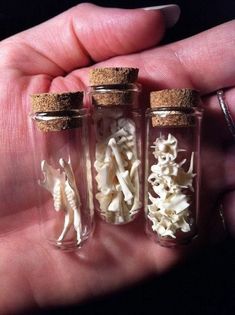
59;159;81;209
129;159;141;214
130;160;141;179
126;151;133;160
40;160;65;211
95;163;110;190
125;141;134;149
40;159;82;245
115;170;133;203
73;206;82;244
108;191;122;212
57;210;73;242
53;181;63;212
120;170;135;192
108;138;125;172
110;127;128;140
94;117;141;222
117;136;128;145
60;159;82;243
118;118;135;134
115;184;121;191
127;135;134;141
147;133;195;238
130;177;141;213
104;146;112;163
96;192;113;211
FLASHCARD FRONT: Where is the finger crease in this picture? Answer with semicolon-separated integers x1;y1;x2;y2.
70;15;93;66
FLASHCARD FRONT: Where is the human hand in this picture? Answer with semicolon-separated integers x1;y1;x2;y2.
0;3;234;313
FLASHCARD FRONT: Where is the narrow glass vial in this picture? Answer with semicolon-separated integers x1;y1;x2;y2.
88;67;143;225
30;92;94;250
145;89;203;246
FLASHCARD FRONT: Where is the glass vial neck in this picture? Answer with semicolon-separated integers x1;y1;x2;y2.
88;83;141;108
31;108;89;132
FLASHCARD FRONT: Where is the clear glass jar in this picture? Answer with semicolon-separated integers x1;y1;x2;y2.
30;92;94;250
145;89;203;246
88;67;143;225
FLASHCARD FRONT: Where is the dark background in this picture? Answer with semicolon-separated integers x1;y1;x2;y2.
1;1;235;314
1;0;235;41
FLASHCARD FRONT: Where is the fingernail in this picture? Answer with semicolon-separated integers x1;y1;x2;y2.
143;4;180;28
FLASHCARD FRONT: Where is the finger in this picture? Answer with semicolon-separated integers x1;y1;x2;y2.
203;87;235;140
69;20;235;93
164;20;235;94
51;20;235;105
201;88;235;191
0;4;180;74
138;19;235;94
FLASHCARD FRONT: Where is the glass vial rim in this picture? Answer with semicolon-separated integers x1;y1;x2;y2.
87;82;141;94
30;107;89;121
145;106;204;116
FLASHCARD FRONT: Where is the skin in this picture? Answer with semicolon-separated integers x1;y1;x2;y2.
0;3;234;313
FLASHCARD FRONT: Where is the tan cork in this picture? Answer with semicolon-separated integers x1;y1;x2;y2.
34;117;81;132
151;111;196;127
31;91;83;113
89;67;139;106
89;67;139;86
150;89;200;109
91;91;138;106
31;91;83;132
150;89;200;127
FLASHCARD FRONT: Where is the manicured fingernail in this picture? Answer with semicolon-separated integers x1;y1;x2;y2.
143;4;180;28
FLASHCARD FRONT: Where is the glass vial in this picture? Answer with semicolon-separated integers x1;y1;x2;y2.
145;89;203;246
88;67;143;225
30;92;94;250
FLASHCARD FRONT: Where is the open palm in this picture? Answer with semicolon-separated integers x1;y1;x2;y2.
0;4;234;314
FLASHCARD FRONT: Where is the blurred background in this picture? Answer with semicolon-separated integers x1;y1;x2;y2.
1;1;235;314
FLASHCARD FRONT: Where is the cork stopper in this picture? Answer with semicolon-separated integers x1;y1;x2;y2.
150;89;200;127
150;89;200;109
34;117;83;132
89;67;139;86
31;91;84;132
31;91;83;113
91;90;138;106
89;67;139;106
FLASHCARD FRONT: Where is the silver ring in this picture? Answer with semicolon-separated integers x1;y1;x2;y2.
217;202;227;231
217;90;235;140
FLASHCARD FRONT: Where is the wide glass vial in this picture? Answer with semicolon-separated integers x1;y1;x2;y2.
145;89;203;246
30;92;94;250
88;67;143;225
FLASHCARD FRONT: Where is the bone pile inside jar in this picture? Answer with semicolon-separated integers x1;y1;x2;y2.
40;158;82;245
147;133;195;238
94;115;141;224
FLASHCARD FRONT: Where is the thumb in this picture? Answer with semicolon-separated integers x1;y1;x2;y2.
2;3;179;74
